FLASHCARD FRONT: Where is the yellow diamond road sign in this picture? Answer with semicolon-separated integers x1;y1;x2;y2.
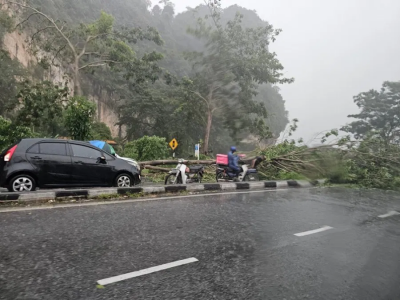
169;138;178;150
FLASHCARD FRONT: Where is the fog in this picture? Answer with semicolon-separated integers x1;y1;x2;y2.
172;0;400;142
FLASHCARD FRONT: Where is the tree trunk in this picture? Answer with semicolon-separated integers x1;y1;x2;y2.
73;58;82;96
143;165;171;172
203;109;213;154
139;159;215;166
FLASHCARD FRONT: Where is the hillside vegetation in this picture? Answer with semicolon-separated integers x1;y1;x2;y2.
0;0;290;155
1;1;400;191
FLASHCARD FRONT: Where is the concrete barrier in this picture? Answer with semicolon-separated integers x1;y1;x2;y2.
0;180;319;203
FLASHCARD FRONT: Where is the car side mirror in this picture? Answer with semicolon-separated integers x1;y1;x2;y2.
97;156;106;164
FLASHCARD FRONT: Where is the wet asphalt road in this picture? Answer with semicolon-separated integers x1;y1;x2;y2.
1;187;400;300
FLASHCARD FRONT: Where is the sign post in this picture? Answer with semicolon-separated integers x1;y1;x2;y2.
169;138;178;158
195;144;200;160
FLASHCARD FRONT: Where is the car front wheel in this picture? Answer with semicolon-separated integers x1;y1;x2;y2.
8;175;37;192
115;173;133;188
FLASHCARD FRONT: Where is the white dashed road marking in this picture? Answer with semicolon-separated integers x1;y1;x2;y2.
97;257;199;286
294;226;333;237
378;211;400;218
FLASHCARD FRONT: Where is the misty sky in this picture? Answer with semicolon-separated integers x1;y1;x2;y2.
169;0;400;142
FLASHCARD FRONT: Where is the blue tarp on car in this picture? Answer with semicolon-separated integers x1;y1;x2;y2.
89;140;116;155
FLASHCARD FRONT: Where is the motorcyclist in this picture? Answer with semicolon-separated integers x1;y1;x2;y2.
228;146;242;176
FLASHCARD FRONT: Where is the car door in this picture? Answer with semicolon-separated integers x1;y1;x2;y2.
69;143;113;186
26;142;72;186
102;152;118;183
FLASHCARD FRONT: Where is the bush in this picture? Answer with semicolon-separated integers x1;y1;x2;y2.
0;116;36;152
122;136;169;161
121;141;137;159
324;136;400;190
91;122;112;140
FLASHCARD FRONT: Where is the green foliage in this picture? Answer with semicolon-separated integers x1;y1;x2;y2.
64;96;96;141
89;11;114;35
91;122;112;140
122;136;169;161
120;141;137;159
166;5;290;150
255;119;320;180
342;81;400;144
261;141;301;161
254;110;400;191
276;171;307;180
0;10;14;41
326;136;400;190
320;81;400;190
183;12;293;151
16;80;69;136
109;40;135;63
1;1;290;155
320;129;339;144
9;4;162;96
257;141;306;180
0;116;36;152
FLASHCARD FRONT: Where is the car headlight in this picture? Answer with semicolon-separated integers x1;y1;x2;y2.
128;161;140;171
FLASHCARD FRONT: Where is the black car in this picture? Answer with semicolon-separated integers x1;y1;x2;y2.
0;138;141;192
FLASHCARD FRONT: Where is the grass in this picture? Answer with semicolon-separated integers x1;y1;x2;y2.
93;193;120;200
322;183;360;189
92;192;148;201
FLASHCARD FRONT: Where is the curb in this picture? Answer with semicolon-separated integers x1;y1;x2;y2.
0;180;318;203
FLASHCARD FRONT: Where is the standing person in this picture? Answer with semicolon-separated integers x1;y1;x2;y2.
228;146;241;177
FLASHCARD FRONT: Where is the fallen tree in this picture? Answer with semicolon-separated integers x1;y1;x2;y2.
257;144;329;180
142;165;171;172
139;159;215;166
255;127;400;190
139;156;265;168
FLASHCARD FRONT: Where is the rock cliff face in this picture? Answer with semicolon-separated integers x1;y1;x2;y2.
3;31;31;68
2;30;123;138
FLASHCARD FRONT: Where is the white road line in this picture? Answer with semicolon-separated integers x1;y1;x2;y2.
378;211;400;218
294;226;333;237
97;257;199;286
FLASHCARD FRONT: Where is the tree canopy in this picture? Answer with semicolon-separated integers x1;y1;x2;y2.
181;11;293;152
0;0;292;155
342;81;400;145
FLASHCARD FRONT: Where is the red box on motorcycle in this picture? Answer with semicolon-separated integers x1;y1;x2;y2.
216;154;228;165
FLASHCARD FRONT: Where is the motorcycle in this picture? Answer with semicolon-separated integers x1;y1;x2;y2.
216;158;259;182
165;159;205;185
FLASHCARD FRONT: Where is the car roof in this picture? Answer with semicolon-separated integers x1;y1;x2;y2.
22;138;66;142
21;138;94;146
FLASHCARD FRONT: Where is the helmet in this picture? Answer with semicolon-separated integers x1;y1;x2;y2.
230;146;237;152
